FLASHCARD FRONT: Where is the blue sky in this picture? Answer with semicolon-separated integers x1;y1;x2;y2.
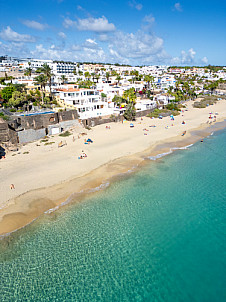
0;0;225;66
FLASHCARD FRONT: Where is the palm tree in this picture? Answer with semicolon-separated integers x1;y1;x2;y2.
123;88;136;105
144;75;152;89
95;74;100;83
91;73;96;82
60;75;68;85
34;74;48;104
116;75;121;85
84;72;91;80
105;72;110;82
37;63;53;99
24;67;32;77
130;70;139;83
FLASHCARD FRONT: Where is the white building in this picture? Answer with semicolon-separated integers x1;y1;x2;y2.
57;88;113;119
51;62;76;75
135;99;157;112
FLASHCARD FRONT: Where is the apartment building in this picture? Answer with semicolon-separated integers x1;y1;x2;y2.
57;88;112;119
51;62;76;75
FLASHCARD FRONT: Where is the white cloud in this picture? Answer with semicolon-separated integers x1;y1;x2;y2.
143;14;155;25
171;48;196;65
22;20;48;31
31;44;72;60
71;44;81;51
202;56;208;64
77;16;116;32
86;39;97;45
63;17;77;28
0;26;35;42
174;2;183;12
129;1;143;11
63;16;116;32
58;32;66;39
0;41;29;57
97;34;109;42
136;4;143;10
82;39;99;50
30;42;108;63
77;5;84;11
108;30;169;64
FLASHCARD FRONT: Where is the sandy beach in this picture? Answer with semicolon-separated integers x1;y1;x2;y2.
0;99;226;235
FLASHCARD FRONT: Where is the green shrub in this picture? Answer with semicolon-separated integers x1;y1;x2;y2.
44;142;55;145
59;131;71;137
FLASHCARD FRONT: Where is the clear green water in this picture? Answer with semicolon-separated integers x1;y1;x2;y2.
0;129;226;302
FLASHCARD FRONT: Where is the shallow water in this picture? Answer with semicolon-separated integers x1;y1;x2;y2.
0;128;226;301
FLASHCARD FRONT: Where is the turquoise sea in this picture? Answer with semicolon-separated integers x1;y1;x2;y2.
0;128;226;302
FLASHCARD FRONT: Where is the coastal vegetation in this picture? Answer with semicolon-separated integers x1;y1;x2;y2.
147;108;180;118
193;95;225;108
112;88;137;121
59;131;72;137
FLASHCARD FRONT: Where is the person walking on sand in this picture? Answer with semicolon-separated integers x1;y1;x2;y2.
10;184;15;190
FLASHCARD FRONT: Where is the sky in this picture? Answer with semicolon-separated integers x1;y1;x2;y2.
0;0;225;66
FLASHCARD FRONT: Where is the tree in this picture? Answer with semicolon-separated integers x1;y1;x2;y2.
34;74;48;104
24;67;32;77
144;75;152;89
101;93;107;101
1;86;15;101
111;70;118;76
130;70;139;83
95;74;100;83
105;72;110;82
112;95;123;106
123;103;136;121
37;63;53;99
116;75;121;85
91;73;96;82
13;84;26;93
60;75;68;85
123;88;136;104
8;91;26;108
0;77;6;85
84;72;91;80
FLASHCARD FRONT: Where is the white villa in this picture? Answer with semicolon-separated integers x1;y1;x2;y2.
56;88;113;119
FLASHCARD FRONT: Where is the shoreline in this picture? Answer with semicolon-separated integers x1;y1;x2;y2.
0;100;226;236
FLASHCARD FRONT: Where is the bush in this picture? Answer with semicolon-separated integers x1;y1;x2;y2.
166;103;180;111
44;142;55;145
59;131;71;137
10;108;17;112
0;112;9;120
147;108;180;118
193;96;218;108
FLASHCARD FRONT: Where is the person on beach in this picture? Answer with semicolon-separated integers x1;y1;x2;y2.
10;184;15;189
